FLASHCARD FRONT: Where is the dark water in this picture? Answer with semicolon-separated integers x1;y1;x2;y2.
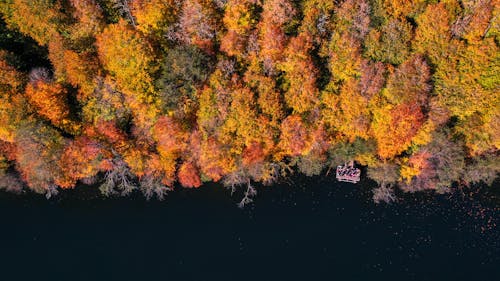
1;176;499;281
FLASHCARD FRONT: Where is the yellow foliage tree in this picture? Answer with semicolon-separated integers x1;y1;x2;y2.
1;0;68;45
280;33;320;114
96;19;157;96
96;20;160;128
322;78;371;141
131;0;178;38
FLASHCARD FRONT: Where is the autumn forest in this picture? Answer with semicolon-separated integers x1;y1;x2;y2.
0;0;498;202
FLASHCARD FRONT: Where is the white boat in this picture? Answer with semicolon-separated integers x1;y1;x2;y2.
336;161;361;183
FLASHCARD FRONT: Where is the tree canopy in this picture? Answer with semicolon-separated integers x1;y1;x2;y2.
0;0;498;200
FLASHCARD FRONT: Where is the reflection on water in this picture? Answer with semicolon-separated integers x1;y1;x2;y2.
0;176;498;281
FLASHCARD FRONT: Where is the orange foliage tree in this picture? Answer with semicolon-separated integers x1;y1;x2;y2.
178;162;202;188
25;79;71;128
370;55;431;159
257;0;296;72
152;116;189;186
15;121;66;194
68;0;104;39
59;136;107;188
220;0;259;58
0;0;499;199
198;137;236;182
278;115;309;157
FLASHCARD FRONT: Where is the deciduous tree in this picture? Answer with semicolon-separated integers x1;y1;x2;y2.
25;79;71;128
280;33;320;114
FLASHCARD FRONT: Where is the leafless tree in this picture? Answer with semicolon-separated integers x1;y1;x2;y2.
352;0;370;40
29;67;51;84
372;184;397;204
217;59;236;77
222;170;259;208
140;175;172;200
238;179;257;209
99;155;137;196
111;0;136;27
223;170;248;195
262;163;281;186
167;0;215;44
45;184;59;199
483;14;497;38
451;0;494;38
213;0;228;9
316;14;329;35
0;173;24;194
80;176;98;185
246;30;260;54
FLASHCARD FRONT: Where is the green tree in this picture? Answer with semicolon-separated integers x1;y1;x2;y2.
157;46;211;111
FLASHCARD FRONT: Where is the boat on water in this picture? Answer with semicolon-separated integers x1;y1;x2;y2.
336;161;361;183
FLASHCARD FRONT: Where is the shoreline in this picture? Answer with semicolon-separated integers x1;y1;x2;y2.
2;173;499;208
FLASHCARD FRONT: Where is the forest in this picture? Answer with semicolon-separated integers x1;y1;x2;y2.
0;0;498;203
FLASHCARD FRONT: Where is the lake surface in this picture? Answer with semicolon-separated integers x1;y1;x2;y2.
0;175;499;281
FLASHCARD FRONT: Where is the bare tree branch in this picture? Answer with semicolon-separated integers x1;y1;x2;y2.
112;0;136;27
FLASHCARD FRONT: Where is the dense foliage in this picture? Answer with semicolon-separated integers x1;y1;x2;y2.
0;0;498;203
